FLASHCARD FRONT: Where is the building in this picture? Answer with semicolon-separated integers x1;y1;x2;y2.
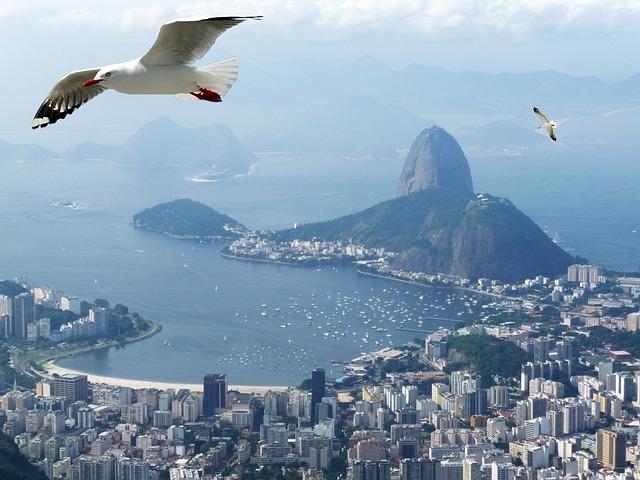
491;463;514;480
60;296;81;314
0;291;35;340
567;265;603;285
311;368;326;424
596;429;626;469
348;460;391;480
400;458;441;480
203;374;227;416
51;374;88;402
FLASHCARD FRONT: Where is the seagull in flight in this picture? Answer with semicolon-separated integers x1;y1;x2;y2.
533;107;557;141
32;16;261;129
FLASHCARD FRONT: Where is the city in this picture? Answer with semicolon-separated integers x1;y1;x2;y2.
1;260;640;479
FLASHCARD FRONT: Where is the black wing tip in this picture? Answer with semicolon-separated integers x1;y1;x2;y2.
533;107;540;113
201;16;263;22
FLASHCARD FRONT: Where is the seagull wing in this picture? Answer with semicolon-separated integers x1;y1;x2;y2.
140;16;262;66
533;107;550;125
546;125;557;141
32;68;105;129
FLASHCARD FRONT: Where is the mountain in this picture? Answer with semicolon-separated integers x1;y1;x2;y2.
274;126;576;282
397;127;473;196
64;142;118;161
0;432;47;480
458;120;547;149
133;199;244;239
274;187;574;281
0;118;256;177
0;141;55;161
117;117;257;174
274;95;428;157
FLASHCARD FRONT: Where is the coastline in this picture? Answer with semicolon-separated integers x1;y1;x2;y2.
219;250;303;267
133;225;238;242
355;267;509;300
44;362;288;394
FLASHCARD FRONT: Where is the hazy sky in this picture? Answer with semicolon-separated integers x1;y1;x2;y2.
2;0;640;145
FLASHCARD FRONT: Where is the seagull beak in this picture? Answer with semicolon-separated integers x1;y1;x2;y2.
81;79;103;88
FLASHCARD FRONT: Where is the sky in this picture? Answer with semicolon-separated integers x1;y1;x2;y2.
2;0;640;146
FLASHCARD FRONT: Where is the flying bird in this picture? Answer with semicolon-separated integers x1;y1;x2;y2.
533;107;557;141
32;16;261;129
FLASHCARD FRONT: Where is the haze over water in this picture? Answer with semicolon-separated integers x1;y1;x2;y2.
0;145;638;385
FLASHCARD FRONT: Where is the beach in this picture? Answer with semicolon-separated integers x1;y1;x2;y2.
44;362;288;395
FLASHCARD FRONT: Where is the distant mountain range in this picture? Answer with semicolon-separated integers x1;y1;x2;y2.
1;118;256;176
274;127;577;281
272;95;429;157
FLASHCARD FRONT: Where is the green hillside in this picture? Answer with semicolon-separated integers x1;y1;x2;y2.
0;432;47;480
133;199;244;239
273;187;575;282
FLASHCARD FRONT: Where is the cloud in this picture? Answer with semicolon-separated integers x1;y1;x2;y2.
47;8;112;28
0;1;31;19
8;0;640;38
119;5;174;31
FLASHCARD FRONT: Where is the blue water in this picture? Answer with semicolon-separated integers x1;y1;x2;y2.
0;145;637;385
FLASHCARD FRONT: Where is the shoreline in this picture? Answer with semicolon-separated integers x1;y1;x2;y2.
44;362;288;394
219;250;306;267
133;225;238;242
355;267;510;300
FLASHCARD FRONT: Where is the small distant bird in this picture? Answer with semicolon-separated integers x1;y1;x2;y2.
533;107;557;141
32;16;261;129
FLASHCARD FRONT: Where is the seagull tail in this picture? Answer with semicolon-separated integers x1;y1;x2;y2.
197;57;238;96
176;58;238;102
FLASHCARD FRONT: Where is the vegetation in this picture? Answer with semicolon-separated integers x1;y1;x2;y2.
35;305;79;330
0;344;36;389
273;187;470;253
133;199;243;239
452;334;532;387
0;432;47;480
574;326;640;357
0;280;27;297
380;356;426;376
273;186;575;282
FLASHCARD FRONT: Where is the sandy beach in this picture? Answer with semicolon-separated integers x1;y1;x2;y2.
44;362;288;395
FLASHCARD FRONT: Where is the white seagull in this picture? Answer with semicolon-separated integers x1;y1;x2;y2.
533;107;557;142
32;16;261;129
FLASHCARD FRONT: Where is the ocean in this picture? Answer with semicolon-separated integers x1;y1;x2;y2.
0;145;637;385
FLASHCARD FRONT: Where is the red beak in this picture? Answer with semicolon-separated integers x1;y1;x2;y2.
81;78;103;88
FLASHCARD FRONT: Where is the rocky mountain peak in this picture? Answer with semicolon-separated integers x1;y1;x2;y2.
397;126;473;197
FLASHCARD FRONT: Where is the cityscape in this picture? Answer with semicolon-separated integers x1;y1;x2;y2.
2;1;640;480
1;259;640;479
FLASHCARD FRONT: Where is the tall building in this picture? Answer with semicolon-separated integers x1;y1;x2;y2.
596;429;626;469
311;368;326;424
491;463;514;480
400;458;441;480
348;460;391;480
89;308;108;335
52;374;88;402
203;374;227;416
0;291;35;340
567;265;603;285
463;458;481;480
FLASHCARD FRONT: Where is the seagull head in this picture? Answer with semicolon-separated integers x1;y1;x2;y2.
82;66;122;88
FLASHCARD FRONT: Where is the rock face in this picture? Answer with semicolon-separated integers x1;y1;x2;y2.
397;127;473;197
